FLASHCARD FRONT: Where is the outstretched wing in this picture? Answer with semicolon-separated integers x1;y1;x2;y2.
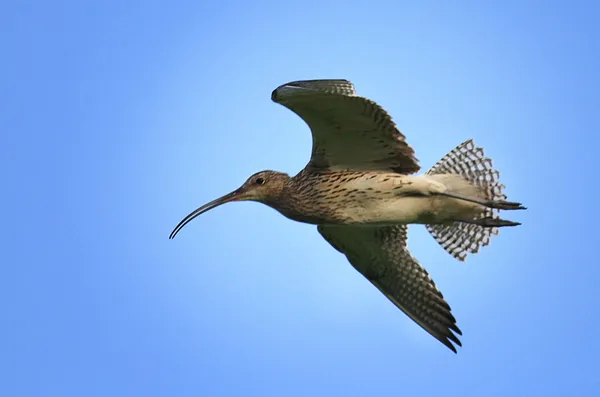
318;224;462;352
272;79;420;174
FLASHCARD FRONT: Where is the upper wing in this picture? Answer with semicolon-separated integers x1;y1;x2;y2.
318;224;462;352
271;79;420;174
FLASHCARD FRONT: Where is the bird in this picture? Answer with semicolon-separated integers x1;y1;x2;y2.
169;79;525;353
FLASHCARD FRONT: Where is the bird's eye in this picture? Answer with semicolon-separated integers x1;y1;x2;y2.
255;177;265;185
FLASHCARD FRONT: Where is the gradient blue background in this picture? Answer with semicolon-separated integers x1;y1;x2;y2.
3;1;599;396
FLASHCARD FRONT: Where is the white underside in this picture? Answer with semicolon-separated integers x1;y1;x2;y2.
331;173;484;225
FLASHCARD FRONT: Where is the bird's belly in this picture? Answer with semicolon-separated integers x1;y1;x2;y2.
339;196;437;225
337;196;480;225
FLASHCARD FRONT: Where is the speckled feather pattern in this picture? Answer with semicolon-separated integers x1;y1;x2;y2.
425;140;507;261
274;169;421;225
272;80;420;174
274;170;370;224
318;224;462;352
268;81;519;352
173;79;523;353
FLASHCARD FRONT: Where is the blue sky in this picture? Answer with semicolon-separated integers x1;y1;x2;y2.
3;1;599;396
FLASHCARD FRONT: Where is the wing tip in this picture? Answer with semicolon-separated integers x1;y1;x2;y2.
445;340;458;354
439;330;462;353
271;79;355;103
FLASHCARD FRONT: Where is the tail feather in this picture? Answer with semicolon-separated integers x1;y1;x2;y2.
426;139;507;204
425;139;511;261
426;222;497;261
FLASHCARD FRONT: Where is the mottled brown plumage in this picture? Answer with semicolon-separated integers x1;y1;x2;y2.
170;79;525;353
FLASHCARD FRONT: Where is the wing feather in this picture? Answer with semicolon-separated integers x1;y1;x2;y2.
272;79;420;174
318;224;462;352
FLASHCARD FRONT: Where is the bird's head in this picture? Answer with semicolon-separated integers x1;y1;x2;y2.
169;170;290;238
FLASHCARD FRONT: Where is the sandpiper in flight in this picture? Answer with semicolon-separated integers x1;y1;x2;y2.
170;79;525;353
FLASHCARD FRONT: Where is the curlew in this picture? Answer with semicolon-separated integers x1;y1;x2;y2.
170;79;525;353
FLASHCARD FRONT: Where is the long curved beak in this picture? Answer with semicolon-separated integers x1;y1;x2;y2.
169;189;244;239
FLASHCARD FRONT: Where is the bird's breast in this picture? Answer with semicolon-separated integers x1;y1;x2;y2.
278;172;439;225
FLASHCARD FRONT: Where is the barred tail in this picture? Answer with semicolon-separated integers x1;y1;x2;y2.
425;139;508;261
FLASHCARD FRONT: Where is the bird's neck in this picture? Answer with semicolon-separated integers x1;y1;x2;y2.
265;170;365;224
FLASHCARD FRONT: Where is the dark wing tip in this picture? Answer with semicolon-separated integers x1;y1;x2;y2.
451;323;463;336
447;331;462;346
443;339;458;354
437;330;462;353
429;321;462;353
271;79;355;103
